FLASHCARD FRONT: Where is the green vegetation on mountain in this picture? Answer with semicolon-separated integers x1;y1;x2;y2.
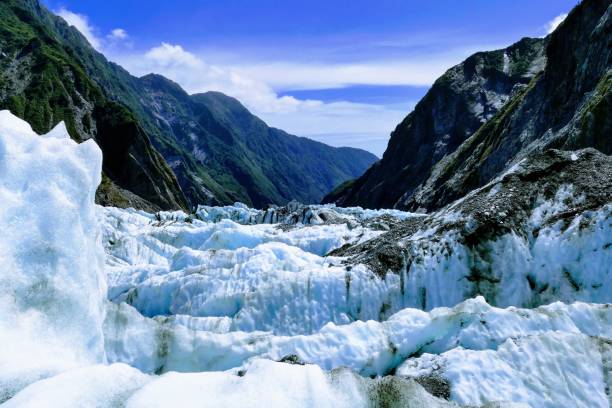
0;0;187;210
0;0;377;210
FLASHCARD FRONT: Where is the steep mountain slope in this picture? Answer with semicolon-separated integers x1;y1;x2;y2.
325;0;610;212
0;0;188;211
402;0;611;211
138;76;378;208
322;37;546;209
0;0;377;211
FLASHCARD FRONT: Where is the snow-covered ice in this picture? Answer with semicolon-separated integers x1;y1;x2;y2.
100;205;403;335
0;111;105;401
101;191;612;337
103;295;612;376
195;200;418;225
397;331;611;407
0;110;610;407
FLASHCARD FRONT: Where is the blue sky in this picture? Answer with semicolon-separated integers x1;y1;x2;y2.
43;0;579;156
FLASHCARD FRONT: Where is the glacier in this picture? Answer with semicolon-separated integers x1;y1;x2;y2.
0;110;611;407
0;111;106;401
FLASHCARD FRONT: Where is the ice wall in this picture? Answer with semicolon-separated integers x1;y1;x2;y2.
0;111;105;400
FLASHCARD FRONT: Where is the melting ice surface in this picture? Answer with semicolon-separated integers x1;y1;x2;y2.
101;204;410;336
0;110;611;408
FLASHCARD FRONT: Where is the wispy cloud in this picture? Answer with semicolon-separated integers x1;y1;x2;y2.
108;28;128;41
228;59;456;91
113;42;414;154
546;13;568;34
56;8;102;50
54;9;464;154
56;8;129;51
127;42;319;114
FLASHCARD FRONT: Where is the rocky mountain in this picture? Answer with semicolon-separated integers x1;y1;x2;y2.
0;0;187;211
138;75;377;208
0;0;377;211
324;0;610;212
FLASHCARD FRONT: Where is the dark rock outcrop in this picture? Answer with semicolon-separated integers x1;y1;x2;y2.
325;0;611;213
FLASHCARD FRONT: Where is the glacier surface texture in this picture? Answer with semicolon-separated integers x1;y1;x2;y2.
0;110;611;407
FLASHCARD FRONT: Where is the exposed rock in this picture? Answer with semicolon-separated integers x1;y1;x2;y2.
325;0;611;215
96;174;162;213
277;354;305;365
323;36;546;210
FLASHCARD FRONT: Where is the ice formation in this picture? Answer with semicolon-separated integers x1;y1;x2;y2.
0;110;610;407
101;184;612;337
101;205;405;335
0;111;105;401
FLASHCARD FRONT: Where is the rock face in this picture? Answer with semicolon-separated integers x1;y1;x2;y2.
325;0;611;212
138;77;378;208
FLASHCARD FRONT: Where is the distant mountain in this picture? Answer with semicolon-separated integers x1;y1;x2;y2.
0;0;377;211
138;75;378;208
324;0;610;212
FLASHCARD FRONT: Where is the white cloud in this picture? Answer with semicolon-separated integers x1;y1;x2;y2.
123;43;324;115
228;59;453;90
51;7;545;155
56;8;102;49
52;7;447;154
144;43;201;69
114;42;417;154
108;28;128;41
56;9;129;50
546;13;568;34
51;9;487;154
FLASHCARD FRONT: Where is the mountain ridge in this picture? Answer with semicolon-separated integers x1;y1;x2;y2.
139;74;378;208
0;0;377;210
323;35;548;209
324;0;610;212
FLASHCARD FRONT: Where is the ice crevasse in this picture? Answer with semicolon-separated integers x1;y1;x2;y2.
0;110;611;408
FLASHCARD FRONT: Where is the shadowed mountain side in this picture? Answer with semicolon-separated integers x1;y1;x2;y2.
324;0;610;213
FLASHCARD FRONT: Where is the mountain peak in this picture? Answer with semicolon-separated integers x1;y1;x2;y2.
324;0;609;211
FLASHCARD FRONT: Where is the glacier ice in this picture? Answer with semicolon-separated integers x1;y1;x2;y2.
0;110;610;407
2;364;149;408
195;200;418;226
397;331;611;407
0;111;105;401
101;187;612;337
103;295;612;376
101;205;399;335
